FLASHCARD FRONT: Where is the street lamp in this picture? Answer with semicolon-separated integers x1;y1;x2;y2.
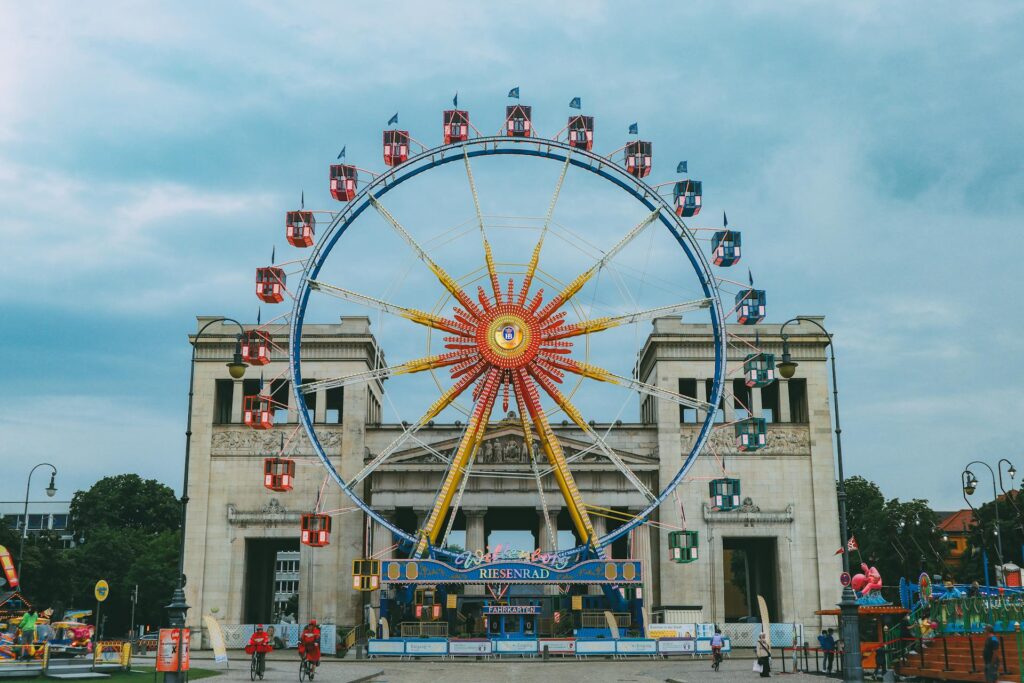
777;316;861;681
961;461;1004;569
166;317;247;683
17;463;58;585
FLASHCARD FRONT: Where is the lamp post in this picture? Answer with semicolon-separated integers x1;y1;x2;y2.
165;318;247;683
16;463;58;586
777;316;862;681
962;461;1005;568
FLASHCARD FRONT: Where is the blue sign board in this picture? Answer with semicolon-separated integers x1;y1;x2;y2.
380;559;641;585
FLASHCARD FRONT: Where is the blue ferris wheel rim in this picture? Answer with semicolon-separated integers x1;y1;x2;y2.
289;135;728;562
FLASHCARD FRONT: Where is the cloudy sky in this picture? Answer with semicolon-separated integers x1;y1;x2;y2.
1;2;1021;513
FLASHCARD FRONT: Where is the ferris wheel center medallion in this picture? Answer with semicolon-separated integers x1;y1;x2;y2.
495;323;524;350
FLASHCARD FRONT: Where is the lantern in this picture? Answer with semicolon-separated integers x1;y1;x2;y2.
709;478;741;511
735;288;766;325
301;513;332;547
668;530;699;564
263;457;295;492
241;330;272;366
743;352;776;388
735;417;768;452
243;395;273;430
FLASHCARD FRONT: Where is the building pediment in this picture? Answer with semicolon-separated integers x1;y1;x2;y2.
380;422;657;469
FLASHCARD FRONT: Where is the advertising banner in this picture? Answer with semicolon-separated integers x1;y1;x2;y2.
367;639;405;655
155;629;190;672
380;559;640;585
404;639;447;655
448;639;492;655
616;639;657;654
493;639;538;653
648;623;696;639
0;546;18;589
657;639;696;654
539;638;576;653
575;639;615;655
202;616;229;664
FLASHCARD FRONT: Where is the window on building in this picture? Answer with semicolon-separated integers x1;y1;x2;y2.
27;514;46;530
704;379;725;423
788;379;809;423
271;380;290;423
51;514;69;530
325;386;344;424
214;379;234;424
5;515;20;530
733;379;751;420
761;381;780;424
300;379;317;421
678;379;698;424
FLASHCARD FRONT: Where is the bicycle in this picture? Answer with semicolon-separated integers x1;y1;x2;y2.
712;646;723;672
299;654;316;682
250;650;266;681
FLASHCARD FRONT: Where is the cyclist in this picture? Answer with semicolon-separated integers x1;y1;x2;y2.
298;619;321;672
246;625;273;678
710;626;725;672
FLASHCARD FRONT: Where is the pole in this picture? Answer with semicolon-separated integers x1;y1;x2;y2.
780;317;862;682
130;585;138;645
963;460;1005;571
166;317;246;683
17;463;58;585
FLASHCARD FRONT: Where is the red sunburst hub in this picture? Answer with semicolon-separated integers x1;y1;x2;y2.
475;303;543;369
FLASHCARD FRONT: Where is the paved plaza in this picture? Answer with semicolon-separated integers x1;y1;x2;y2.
193;657;829;683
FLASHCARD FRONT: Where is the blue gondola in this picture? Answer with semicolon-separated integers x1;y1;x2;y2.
712;230;741;267
672;180;702;217
743;353;776;388
735;417;767;452
735;289;765;325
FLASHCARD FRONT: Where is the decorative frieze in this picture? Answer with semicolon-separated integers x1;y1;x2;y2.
227;497;302;527
702;500;795;526
680;424;810;456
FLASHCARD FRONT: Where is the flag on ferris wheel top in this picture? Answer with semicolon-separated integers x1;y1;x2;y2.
257;308;261;326
300;190;304;209
387;112;399;126
453;92;458;108
748;268;754;286
337;146;346;160
628;122;638;135
271;245;275;265
569;97;581;109
508;86;520;99
677;161;688;174
723;211;728;227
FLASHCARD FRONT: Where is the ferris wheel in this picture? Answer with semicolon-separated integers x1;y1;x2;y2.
245;93;771;566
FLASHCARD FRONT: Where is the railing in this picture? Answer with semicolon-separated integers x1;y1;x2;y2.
399;621;449;638
918;595;1024;634
580;612;631;629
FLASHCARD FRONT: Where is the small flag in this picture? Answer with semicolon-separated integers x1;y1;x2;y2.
723;211;728;228
271;245;275;265
336;146;346;160
300;190;304;209
569;97;581;110
259;371;265;392
453;92;458;108
257;308;261;325
508;86;520;99
677;161;688;174
748;268;754;286
835;536;859;555
628;122;638;135
387;112;398;126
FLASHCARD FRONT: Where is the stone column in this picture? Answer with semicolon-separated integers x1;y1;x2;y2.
464;509;486;596
314;389;327;424
695;378;708;422
371;508;397;559
752;386;763;418
778;379;792;423
231;379;243;424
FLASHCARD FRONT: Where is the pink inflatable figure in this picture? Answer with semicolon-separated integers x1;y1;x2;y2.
853;563;883;596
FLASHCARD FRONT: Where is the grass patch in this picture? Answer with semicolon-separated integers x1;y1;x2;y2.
106;667;221;683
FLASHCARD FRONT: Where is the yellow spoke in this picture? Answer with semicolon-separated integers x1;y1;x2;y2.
299;351;474;394
309;280;472;336
546;299;713;340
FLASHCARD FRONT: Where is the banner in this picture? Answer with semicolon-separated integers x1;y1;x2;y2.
380;558;640;585
0;546;18;589
155;629;190;672
202;616;228;665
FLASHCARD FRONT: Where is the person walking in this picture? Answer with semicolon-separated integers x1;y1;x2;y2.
823;628;836;674
18;610;38;660
755;631;772;677
983;624;999;683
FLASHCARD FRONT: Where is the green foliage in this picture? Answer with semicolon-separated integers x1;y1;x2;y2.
843;476;947;589
12;474;181;637
959;491;1024;583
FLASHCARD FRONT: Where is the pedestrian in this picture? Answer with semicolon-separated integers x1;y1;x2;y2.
823;628;836;674
755;631;772;677
983;624;999;683
968;581;981;598
18;610;38;660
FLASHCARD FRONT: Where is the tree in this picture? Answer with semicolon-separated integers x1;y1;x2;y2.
69;474;180;536
960;491;1024;584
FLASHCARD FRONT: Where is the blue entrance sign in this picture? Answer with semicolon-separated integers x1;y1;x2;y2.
381;559;641;585
482;604;540;615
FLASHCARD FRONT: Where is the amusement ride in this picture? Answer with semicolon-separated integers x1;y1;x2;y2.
242;90;773;638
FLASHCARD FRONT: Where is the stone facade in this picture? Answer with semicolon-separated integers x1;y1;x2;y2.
182;315;841;631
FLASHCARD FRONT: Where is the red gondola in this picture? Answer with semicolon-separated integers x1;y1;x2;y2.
329;164;358;202
624;141;652;178
505;105;532;137
256;267;286;304
383;130;410;166
241;330;272;366
263;457;295;492
443;110;470;144
301;513;332;547
285;210;315;248
243;395;274;430
567;115;594;151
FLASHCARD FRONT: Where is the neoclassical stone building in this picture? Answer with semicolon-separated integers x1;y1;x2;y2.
182;315;841;631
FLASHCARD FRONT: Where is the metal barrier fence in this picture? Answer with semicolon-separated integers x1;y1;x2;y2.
399;622;449;638
580;612;632;629
720;622;803;648
217;624;338;655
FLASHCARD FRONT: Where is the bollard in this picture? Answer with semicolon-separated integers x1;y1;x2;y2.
355;643;364;660
543;645;549;661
